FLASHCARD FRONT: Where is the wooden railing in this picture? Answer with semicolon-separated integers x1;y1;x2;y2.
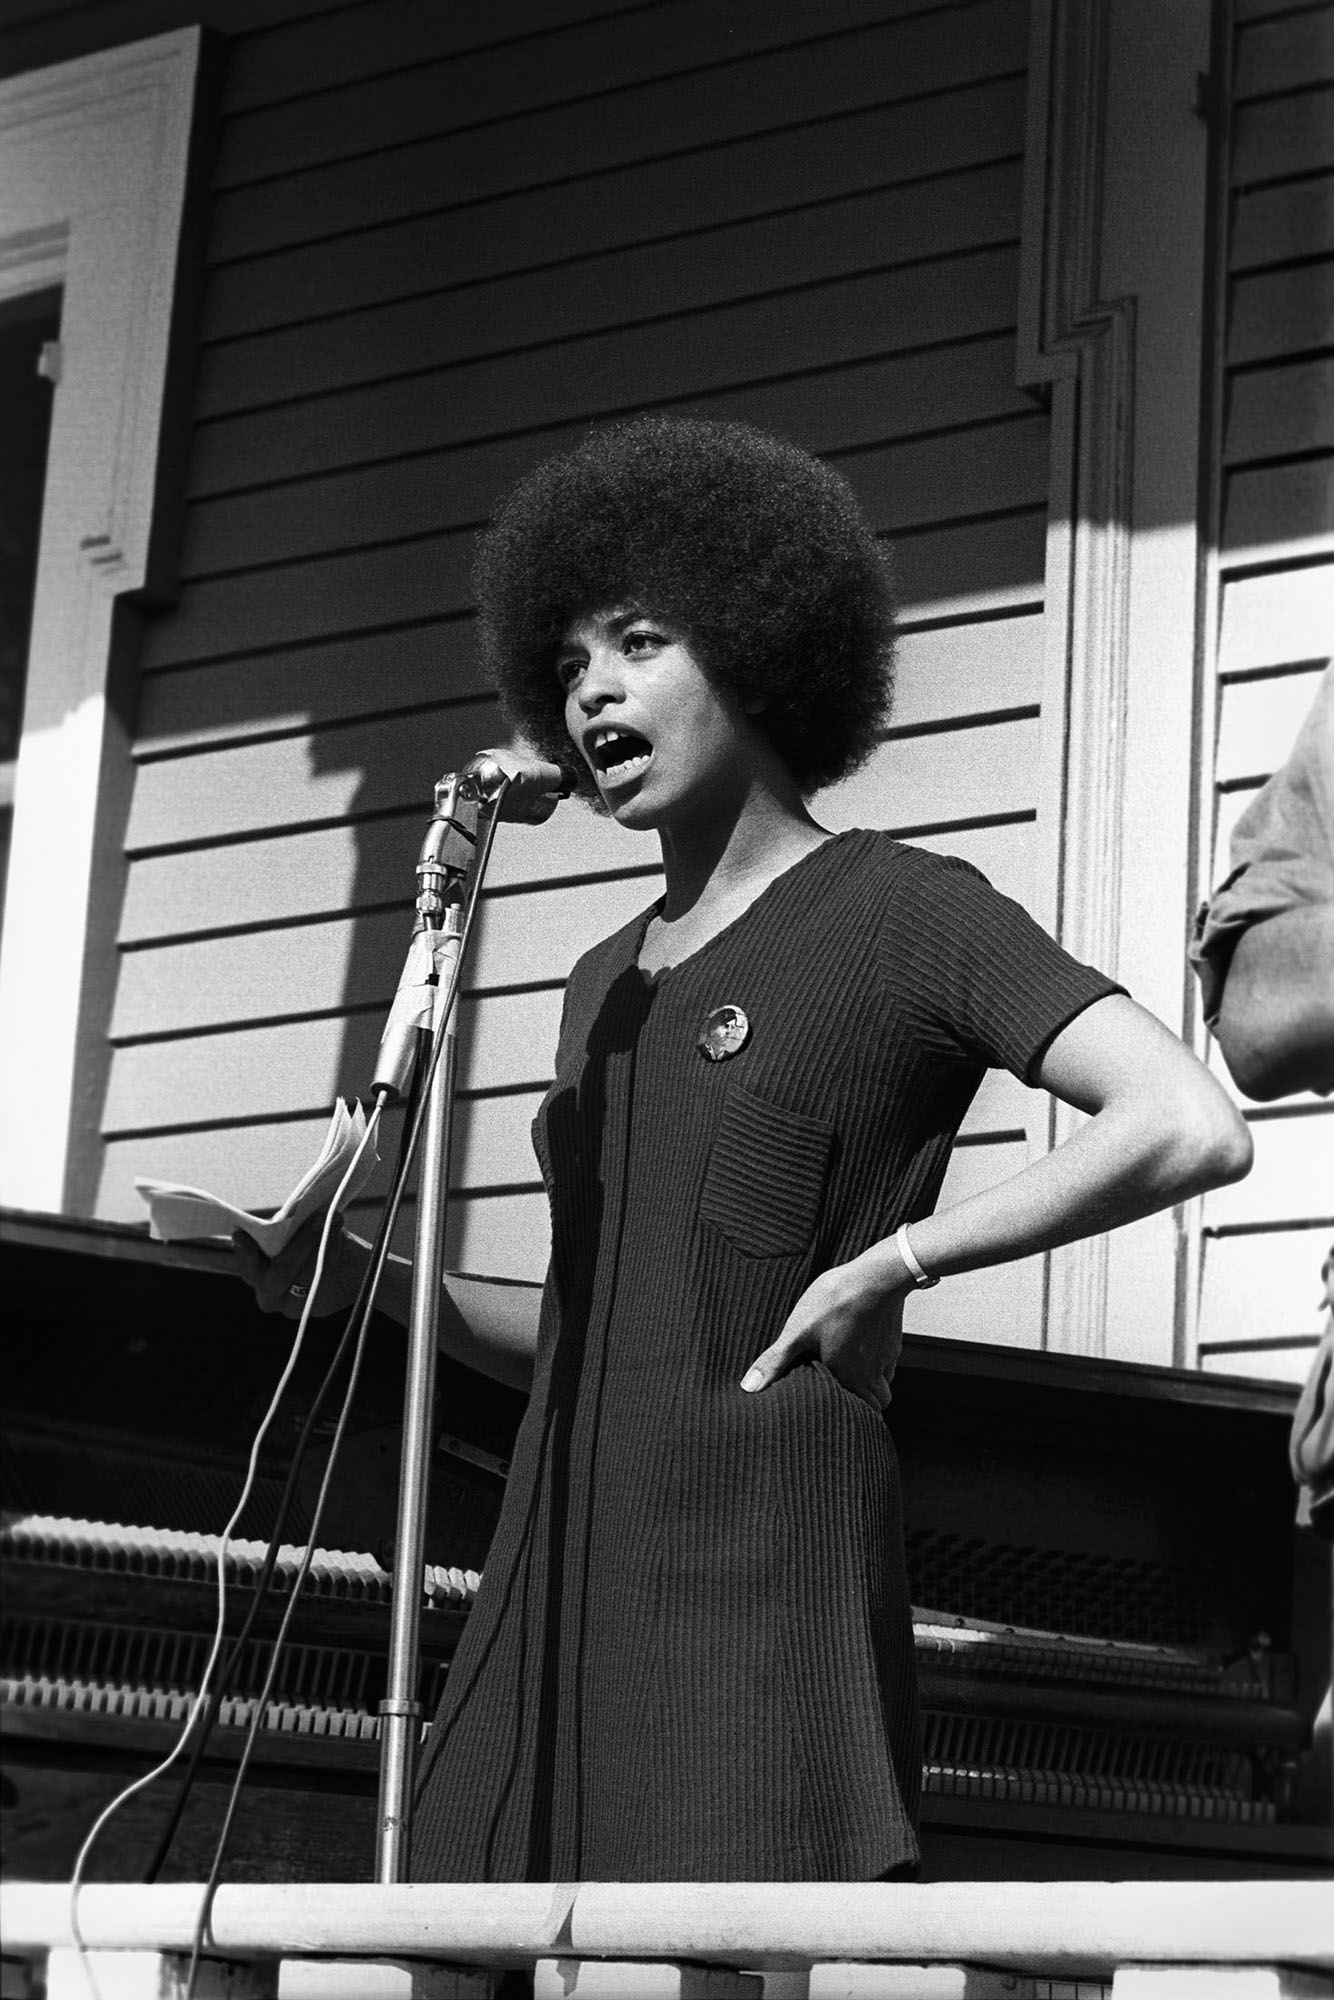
2;1881;1332;1999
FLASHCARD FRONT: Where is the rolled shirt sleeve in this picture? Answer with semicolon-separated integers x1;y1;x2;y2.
1190;665;1334;1025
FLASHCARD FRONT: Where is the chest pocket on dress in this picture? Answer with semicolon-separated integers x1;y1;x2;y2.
699;1084;835;1257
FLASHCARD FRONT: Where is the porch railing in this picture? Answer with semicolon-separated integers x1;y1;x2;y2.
2;1879;1331;2000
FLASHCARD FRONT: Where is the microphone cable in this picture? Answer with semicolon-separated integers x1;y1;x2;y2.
181;811;502;1993
67;1100;385;1985
130;766;512;1995
141;1061;428;1883
184;860;496;1993
182;1198;390;1999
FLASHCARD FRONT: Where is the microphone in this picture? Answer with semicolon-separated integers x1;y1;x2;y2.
460;748;576;824
370;751;574;1097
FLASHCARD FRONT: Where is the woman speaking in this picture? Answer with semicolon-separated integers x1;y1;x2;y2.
236;415;1251;1884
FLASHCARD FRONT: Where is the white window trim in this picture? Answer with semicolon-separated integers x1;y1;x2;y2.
0;28;203;1213
1019;0;1213;1365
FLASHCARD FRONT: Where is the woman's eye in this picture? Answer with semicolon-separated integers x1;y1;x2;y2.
556;657;584;688
623;628;662;656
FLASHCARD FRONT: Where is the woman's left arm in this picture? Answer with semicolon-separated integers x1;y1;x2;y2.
741;994;1253;1405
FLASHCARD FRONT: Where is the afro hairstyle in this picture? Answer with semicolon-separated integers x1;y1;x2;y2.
471;414;895;799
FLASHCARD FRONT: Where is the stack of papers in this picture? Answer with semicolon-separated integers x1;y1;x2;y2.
135;1100;379;1255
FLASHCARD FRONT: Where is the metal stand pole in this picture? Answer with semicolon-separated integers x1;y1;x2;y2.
374;915;461;1882
368;749;562;1882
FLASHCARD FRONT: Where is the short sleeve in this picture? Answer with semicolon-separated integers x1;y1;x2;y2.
880;848;1125;1083
1189;666;1334;1025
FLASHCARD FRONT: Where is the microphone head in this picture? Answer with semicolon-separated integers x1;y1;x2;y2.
463;748;574;823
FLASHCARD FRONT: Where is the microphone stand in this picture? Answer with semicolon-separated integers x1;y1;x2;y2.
372;756;512;1883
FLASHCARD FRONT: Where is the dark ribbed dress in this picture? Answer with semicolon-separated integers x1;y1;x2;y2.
412;831;1120;1881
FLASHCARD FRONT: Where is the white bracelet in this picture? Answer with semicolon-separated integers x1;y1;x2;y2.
894;1222;939;1290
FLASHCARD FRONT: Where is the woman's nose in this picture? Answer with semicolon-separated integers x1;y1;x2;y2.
575;644;623;710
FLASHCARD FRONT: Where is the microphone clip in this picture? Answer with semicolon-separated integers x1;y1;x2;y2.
412;769;480;932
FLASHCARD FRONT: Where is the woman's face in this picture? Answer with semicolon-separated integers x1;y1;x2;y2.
557;607;763;831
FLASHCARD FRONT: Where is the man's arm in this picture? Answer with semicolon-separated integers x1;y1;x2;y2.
1213;903;1334;1101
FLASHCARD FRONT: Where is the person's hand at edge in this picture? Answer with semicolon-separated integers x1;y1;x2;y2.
231;1209;368;1321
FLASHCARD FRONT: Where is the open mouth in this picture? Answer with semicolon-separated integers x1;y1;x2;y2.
589;727;653;784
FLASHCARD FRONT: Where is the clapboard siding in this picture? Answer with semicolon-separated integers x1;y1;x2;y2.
1204;1110;1334;1229
1231;176;1334;272
126;698;504;850
141;505;1046;676
1199;1226;1334;1348
904;1220;1041;1345
103;999;570;1132
138;627;492;751
891;512;1046;624
119;715;1039;935
178;334;1035;582
1228;258;1334;365
824;715;1039;835
0;0;637;82
97;1112;551;1259
1237;0;1332;28
1223;457;1334;560
206;5;1026;263
99;810;1039;1235
1211;778;1269;887
132;596;1044;757
117;813;647;938
109;874;666;1043
1216;564;1334;671
1234;5;1334;98
1231;82;1334;187
182;244;1026;503
1193;0;1334;1378
0;0;337;76
438;1194;551;1283
1214;661;1330;782
84;0;1051;1274
120;626;1044;934
1224;354;1334;462
207;77;1029;341
219;0;660;113
102;1089;1038;1294
103;1000;1029;1139
144;413;1046;669
909;821;1033;908
216;0;990;189
196;162;1025;421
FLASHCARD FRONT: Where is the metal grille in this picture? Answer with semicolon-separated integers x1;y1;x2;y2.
905;1528;1209;1646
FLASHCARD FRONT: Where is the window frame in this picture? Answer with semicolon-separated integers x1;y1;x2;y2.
0;27;205;1213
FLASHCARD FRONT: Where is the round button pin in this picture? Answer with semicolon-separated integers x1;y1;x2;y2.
697;1004;750;1061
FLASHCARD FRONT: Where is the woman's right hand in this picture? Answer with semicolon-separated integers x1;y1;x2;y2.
231;1210;368;1320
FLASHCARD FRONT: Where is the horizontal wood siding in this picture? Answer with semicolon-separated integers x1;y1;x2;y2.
84;0;1049;1301
1194;0;1334;1382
